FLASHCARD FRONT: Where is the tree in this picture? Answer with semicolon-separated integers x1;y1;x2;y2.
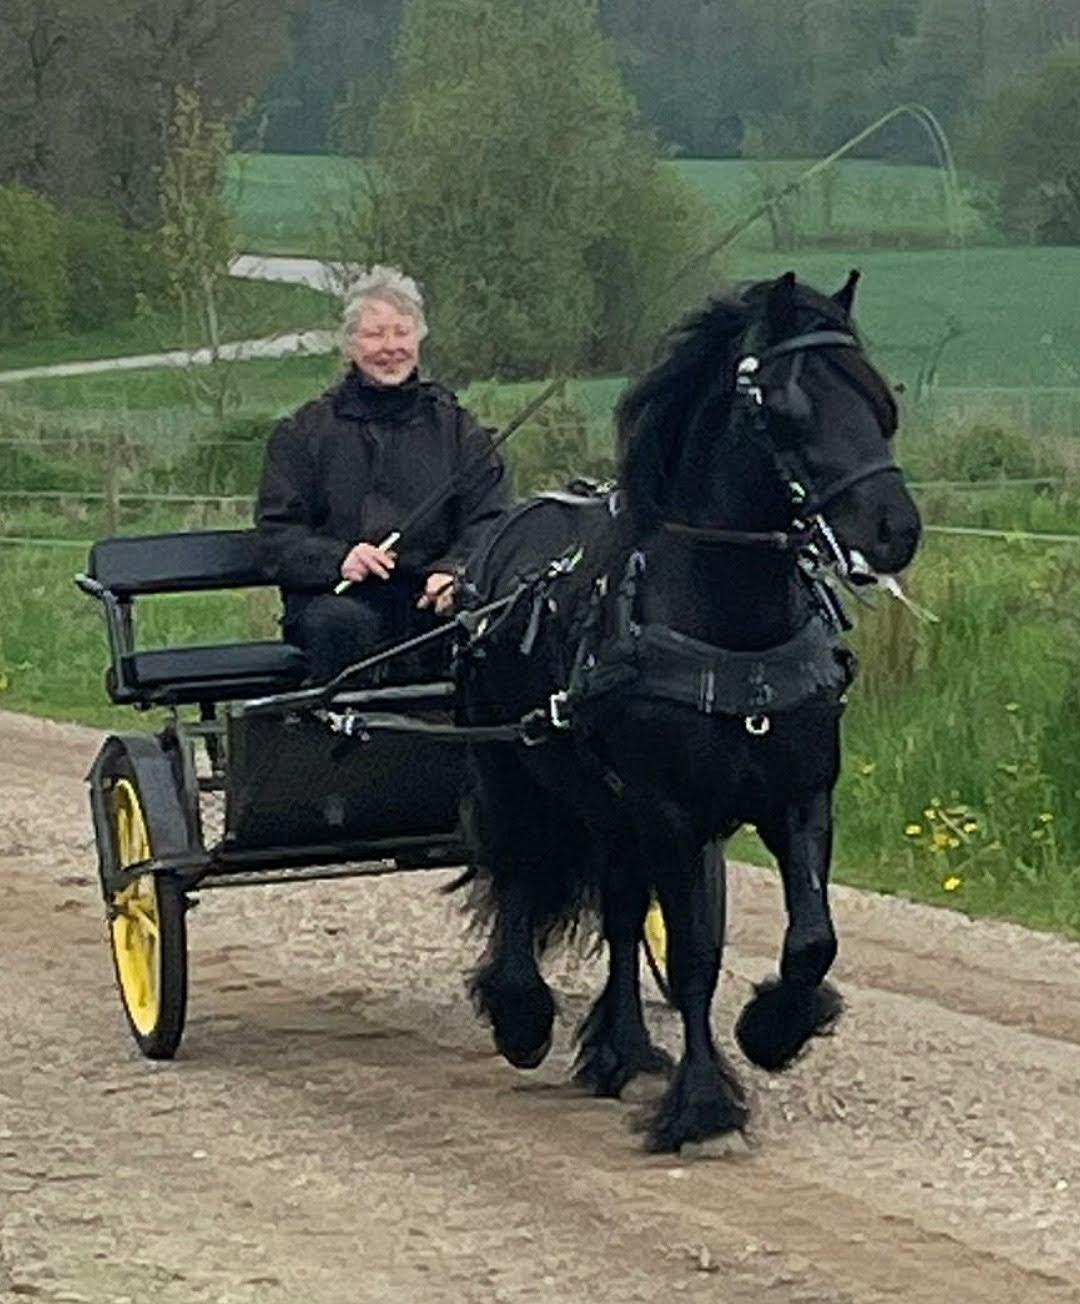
0;184;69;340
159;87;239;420
263;0;403;154
965;44;1080;243
0;0;294;224
342;0;715;381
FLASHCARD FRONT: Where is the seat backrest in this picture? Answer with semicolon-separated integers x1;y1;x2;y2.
89;530;272;597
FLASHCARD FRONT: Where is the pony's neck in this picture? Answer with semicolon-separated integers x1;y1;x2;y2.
631;410;810;651
637;533;810;651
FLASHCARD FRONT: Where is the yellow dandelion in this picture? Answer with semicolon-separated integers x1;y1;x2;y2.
932;830;951;850
904;823;923;837
942;876;963;892
1004;702;1020;713
947;837;961;849
1039;812;1054;823
962;821;979;834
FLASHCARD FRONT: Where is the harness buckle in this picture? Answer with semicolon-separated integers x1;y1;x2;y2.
745;714;771;737
520;708;551;747
736;355;764;407
549;691;571;730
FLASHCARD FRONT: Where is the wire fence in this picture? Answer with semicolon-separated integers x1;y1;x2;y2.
3;388;1079;548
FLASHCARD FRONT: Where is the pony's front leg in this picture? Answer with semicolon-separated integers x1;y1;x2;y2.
573;866;673;1097
736;791;844;1071
647;836;747;1152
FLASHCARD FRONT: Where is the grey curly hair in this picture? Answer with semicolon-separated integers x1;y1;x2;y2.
341;265;429;357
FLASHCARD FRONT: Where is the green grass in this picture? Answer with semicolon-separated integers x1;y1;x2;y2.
732;246;1080;389
224;153;371;257
0;355;340;433
3;524;1078;936
0;279;337;372
835;536;1080;936
673;158;991;245
227;153;990;257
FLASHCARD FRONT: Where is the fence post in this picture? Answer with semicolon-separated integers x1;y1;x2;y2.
104;431;121;536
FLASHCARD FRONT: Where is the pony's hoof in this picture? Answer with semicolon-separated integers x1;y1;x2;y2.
644;1053;747;1153
735;977;843;1072
471;972;556;1070
573;1035;674;1098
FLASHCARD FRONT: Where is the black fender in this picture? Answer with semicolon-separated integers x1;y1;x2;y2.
87;733;202;899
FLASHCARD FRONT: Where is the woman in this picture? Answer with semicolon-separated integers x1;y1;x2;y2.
256;266;510;683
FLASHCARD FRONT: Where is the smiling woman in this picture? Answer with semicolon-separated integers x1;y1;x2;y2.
255;265;511;684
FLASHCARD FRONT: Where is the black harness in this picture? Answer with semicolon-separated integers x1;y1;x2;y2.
659;328;899;566
539;328;890;736
458;326;893;743
550;548;854;739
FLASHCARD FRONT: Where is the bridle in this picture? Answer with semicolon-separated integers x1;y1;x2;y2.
660;327;900;562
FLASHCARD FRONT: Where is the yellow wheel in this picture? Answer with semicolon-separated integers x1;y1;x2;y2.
641;842;727;1006
106;773;187;1058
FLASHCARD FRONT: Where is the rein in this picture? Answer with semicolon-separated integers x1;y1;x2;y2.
659;326;898;550
660;521;814;551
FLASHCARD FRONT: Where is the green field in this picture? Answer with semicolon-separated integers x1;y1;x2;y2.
0;279;337;373
225;153;369;258
5;238;1080;414
226;153;991;257
218;152;1080;393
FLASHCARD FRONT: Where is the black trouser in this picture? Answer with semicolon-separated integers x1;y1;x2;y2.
283;581;440;685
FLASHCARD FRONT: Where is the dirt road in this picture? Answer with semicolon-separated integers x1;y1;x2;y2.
1;708;1078;1303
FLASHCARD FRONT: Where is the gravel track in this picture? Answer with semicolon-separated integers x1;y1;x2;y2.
1;709;1078;1303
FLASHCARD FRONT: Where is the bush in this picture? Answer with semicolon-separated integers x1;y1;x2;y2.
60;206;168;330
163;413;274;496
467;387;614;496
939;423;1046;482
0;185;69;342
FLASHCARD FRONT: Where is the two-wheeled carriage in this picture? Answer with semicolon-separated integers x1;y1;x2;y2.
76;524;681;1059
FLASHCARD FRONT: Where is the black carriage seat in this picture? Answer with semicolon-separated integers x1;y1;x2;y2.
78;530;308;707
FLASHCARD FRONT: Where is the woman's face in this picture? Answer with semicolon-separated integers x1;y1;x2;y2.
349;298;421;386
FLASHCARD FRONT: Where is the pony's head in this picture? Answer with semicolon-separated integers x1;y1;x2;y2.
618;271;921;575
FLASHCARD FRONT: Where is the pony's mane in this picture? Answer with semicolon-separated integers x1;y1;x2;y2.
616;279;880;529
616;293;750;525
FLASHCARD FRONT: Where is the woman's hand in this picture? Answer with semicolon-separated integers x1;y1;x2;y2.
417;571;456;616
340;541;397;583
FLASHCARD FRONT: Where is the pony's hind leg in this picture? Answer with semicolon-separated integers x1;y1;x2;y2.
735;793;844;1072
646;835;747;1152
471;879;557;1070
465;747;563;1070
573;862;673;1098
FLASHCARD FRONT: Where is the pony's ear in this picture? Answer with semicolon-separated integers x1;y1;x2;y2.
833;268;860;316
765;271;798;342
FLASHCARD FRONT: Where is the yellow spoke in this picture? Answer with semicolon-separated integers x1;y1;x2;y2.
125;900;160;939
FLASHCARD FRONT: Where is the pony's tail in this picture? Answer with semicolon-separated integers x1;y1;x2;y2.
454;751;597;949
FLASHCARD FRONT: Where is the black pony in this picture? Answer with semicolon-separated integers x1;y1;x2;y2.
456;272;921;1152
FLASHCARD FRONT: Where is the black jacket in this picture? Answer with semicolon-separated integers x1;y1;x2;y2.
255;368;511;592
